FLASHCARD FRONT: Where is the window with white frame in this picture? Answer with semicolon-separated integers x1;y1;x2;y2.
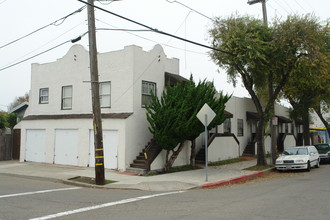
61;85;72;110
142;81;156;107
223;118;231;134
237;119;244;136
99;82;111;108
39;88;49;104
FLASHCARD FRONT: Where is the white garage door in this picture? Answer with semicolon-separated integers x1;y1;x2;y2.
25;129;46;163
54;129;79;166
89;130;118;169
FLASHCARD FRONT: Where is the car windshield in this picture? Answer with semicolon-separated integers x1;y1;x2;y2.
315;144;330;150
283;148;308;155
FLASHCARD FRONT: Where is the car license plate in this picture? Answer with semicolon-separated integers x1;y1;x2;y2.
286;165;291;168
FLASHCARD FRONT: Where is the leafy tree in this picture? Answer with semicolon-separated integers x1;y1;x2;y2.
6;113;18;130
0;113;6;129
0;112;17;129
146;77;230;171
209;15;326;166
8;93;29;111
281;18;330;144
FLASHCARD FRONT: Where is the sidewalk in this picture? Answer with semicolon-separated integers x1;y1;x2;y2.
0;159;274;191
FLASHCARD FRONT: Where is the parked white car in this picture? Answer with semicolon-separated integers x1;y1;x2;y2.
275;146;320;171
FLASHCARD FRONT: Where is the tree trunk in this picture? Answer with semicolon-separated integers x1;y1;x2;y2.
302;107;310;145
190;140;196;166
164;142;185;172
164;150;170;172
256;118;267;166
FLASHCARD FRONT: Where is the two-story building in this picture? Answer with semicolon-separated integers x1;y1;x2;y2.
20;44;301;172
20;44;180;171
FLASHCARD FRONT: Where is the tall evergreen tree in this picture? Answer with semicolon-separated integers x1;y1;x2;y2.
146;77;230;171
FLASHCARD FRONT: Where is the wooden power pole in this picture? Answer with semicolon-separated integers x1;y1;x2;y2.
87;0;105;185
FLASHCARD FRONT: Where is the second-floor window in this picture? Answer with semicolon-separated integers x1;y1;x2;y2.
100;82;111;108
237;119;244;136
39;88;49;104
62;85;72;110
142;81;156;107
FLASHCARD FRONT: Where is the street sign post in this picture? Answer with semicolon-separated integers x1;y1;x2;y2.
197;103;216;181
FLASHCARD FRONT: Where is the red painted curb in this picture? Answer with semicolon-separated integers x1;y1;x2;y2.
201;171;265;188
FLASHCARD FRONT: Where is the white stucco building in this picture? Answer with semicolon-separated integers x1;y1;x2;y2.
20;43;300;172
20;44;180;171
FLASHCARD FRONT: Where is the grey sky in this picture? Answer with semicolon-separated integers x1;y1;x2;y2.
0;0;328;111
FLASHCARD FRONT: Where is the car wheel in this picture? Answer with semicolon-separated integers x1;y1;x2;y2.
306;161;311;172
315;160;320;168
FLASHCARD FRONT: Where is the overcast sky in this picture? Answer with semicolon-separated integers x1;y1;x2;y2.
0;0;329;111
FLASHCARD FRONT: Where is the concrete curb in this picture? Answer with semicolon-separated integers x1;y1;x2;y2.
201;167;276;189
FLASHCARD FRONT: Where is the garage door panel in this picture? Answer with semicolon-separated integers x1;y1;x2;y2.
54;129;78;166
25;129;46;163
89;130;118;169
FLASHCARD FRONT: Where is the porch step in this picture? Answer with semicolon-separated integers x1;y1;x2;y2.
243;142;255;156
195;147;206;164
129;138;162;171
126;167;147;175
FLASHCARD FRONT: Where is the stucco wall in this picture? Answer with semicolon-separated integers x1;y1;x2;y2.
20;118;127;169
22;44;181;171
208;137;240;162
150;141;191;171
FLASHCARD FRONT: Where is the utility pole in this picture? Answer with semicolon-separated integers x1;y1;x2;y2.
87;0;105;185
248;0;277;165
247;0;268;25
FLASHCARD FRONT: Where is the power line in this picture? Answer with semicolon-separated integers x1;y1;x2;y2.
95;19;207;55
273;0;290;15
77;0;234;56
2;21;86;69
0;32;88;72
0;6;86;49
293;0;308;13
166;0;213;21
0;0;8;5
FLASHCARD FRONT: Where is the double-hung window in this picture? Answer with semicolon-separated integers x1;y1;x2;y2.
223;118;231;134
62;85;72;110
39;88;49;104
142;81;156;107
100;82;111;108
237;119;244;136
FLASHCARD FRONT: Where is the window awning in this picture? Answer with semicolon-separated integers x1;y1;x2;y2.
276;115;292;123
224;110;233;118
165;72;188;86
246;112;293;123
246;111;259;121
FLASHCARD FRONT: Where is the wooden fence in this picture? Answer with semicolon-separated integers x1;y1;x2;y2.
0;129;13;161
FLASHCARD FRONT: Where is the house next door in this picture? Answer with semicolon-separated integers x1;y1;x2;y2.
54;129;79;166
89;130;118;169
25;129;46;163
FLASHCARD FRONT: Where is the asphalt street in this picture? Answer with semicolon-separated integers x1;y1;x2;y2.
1;164;329;220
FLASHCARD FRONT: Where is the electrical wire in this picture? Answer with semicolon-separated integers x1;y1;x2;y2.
267;2;285;19
95;19;207;55
0;32;88;72
293;0;308;13
77;0;234;56
0;0;8;5
166;0;213;21
96;28;151;32
279;0;294;14
0;6;86;49
96;0;121;5
2;21;87;69
273;0;291;15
